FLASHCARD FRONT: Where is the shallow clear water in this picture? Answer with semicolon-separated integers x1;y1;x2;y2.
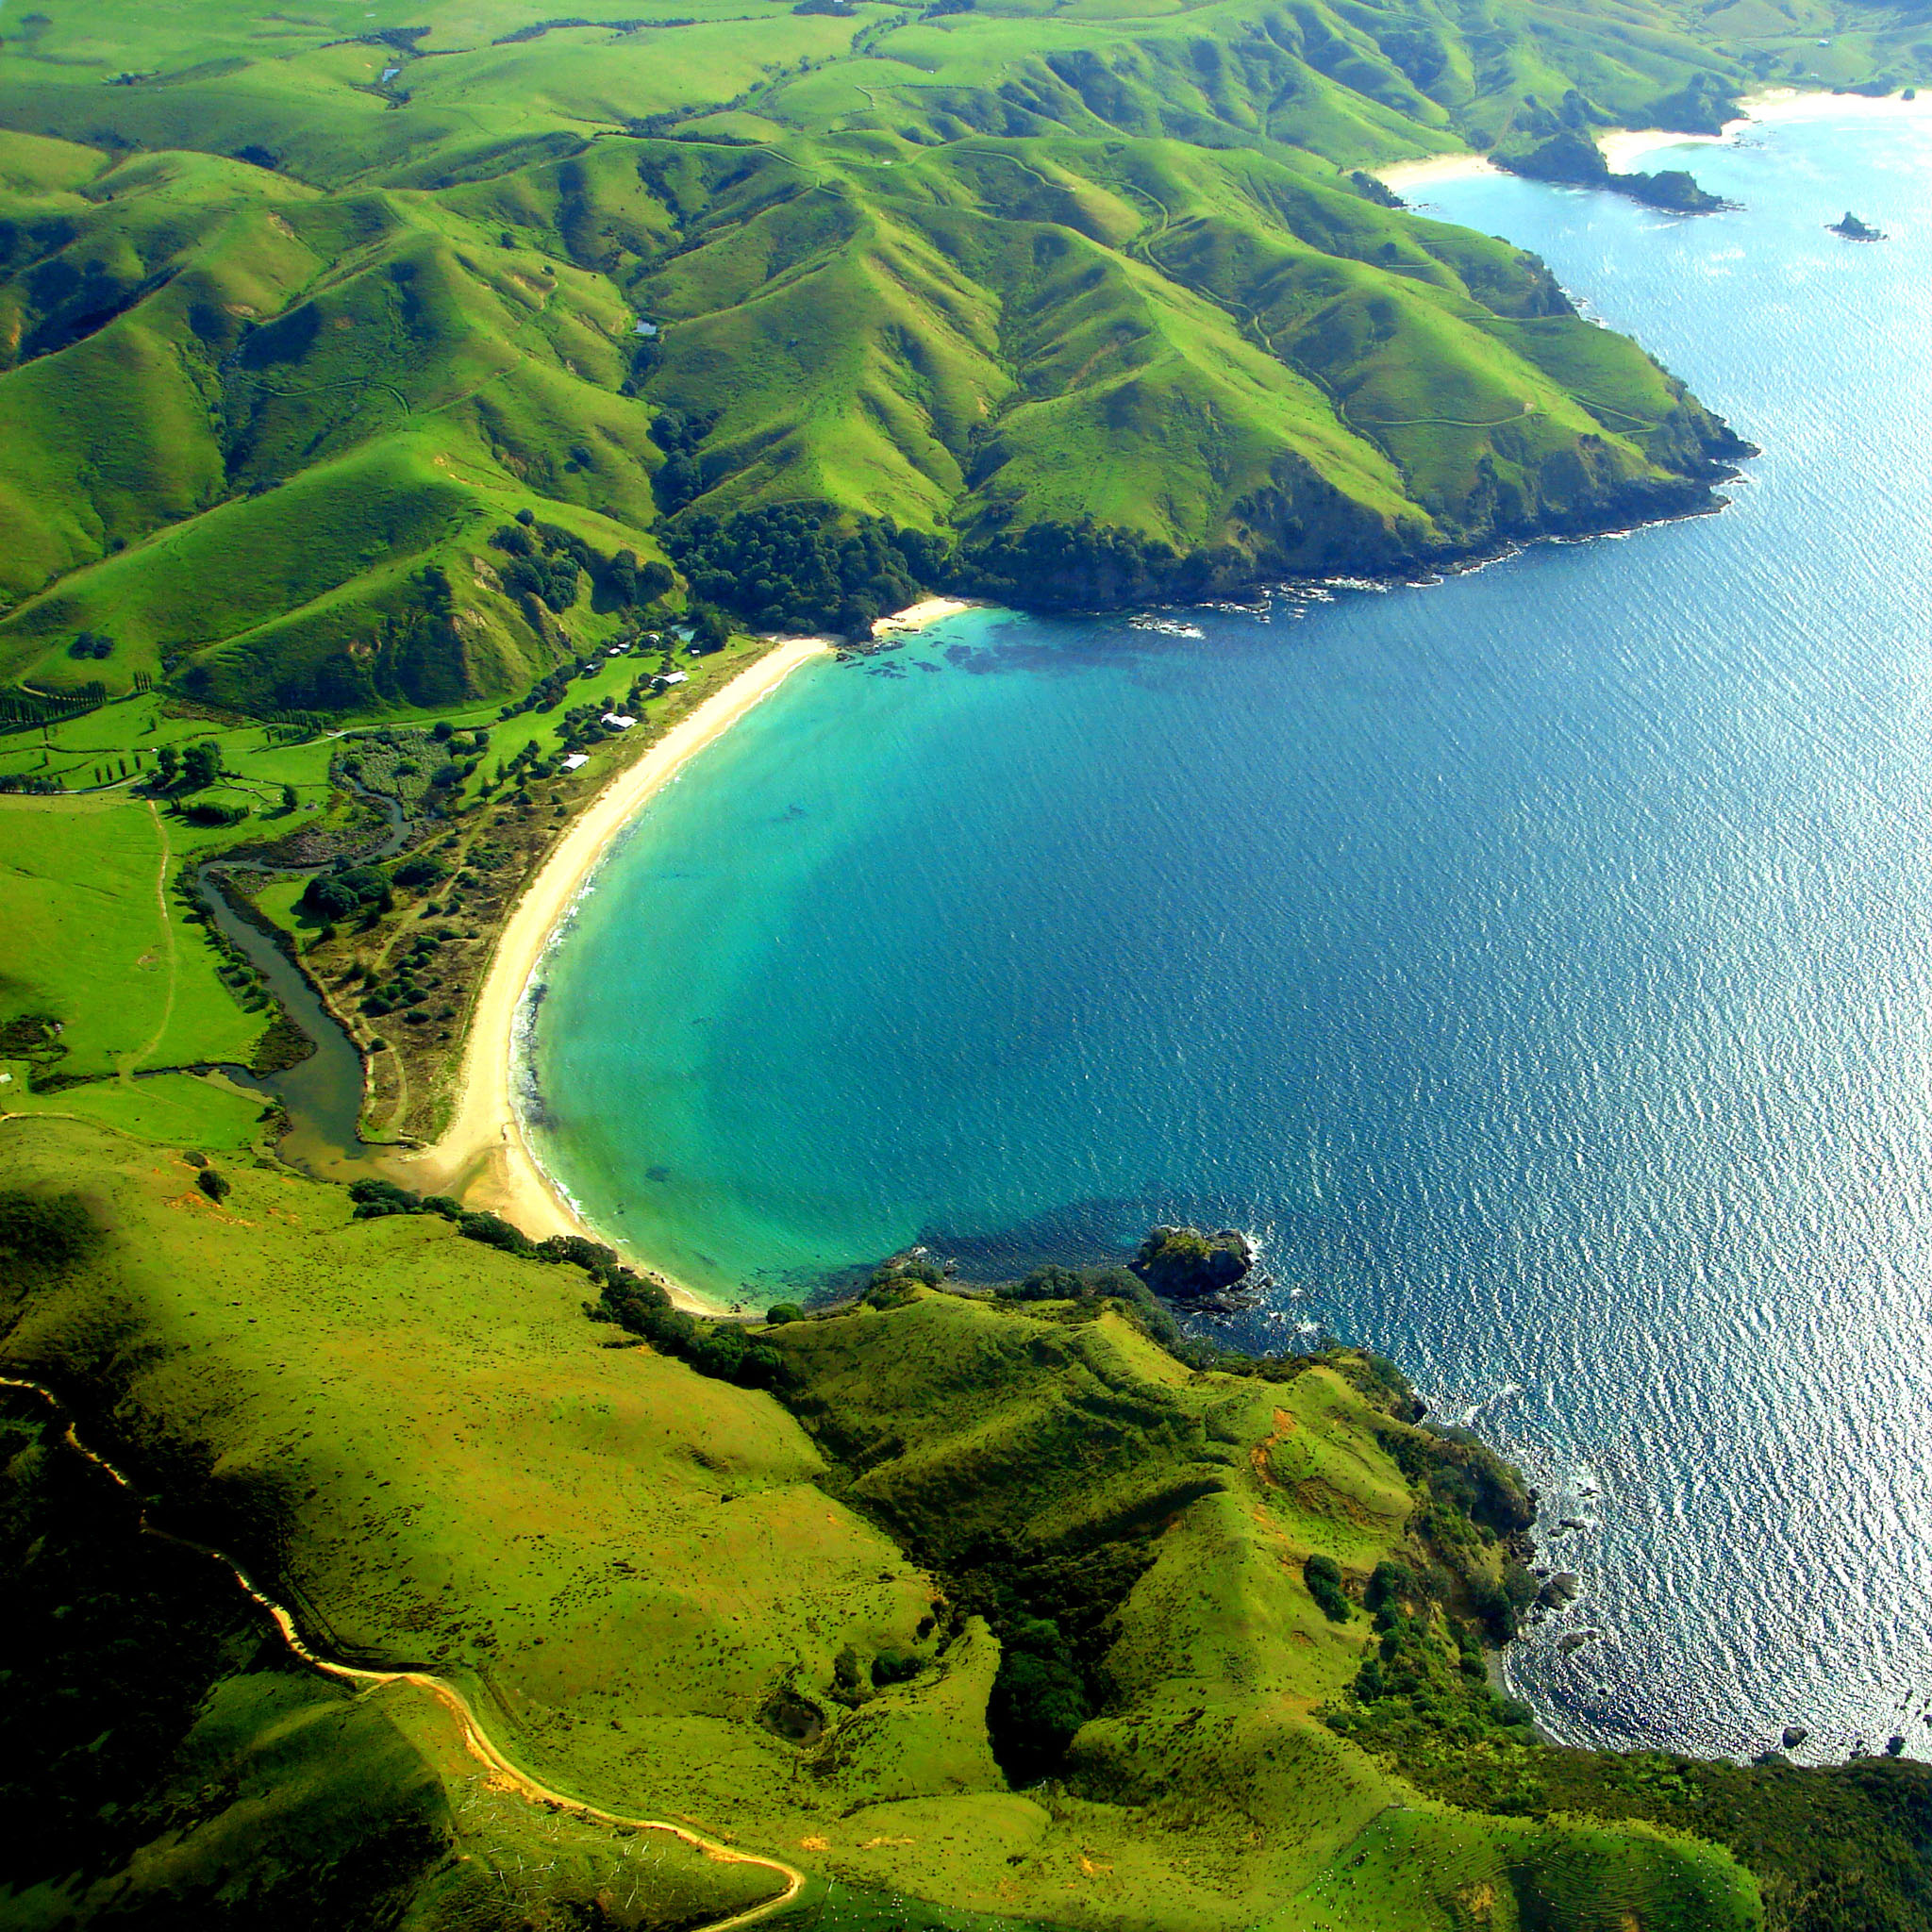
532;110;1932;1763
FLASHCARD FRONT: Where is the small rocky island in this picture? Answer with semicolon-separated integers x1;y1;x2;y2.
1131;1224;1263;1307
1497;129;1730;213
1828;210;1886;241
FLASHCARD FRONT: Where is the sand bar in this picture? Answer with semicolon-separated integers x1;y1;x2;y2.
873;595;977;636
397;636;832;1292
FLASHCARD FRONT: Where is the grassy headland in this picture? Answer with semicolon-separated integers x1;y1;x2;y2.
4;1131;1928;1929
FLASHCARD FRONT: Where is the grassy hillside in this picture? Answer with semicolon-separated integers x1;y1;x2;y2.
5;0;1918;713
8;1117;1926;1928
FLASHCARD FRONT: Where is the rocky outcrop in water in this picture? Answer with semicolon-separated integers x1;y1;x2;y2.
1132;1224;1257;1306
1496;130;1730;214
1829;211;1885;241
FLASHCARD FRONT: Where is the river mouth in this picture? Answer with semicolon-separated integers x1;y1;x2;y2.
192;869;378;1178
524;107;1932;1765
183;758;423;1175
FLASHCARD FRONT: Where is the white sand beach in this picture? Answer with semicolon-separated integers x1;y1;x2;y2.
873;596;976;636
397;636;832;1300
1384;87;1932;194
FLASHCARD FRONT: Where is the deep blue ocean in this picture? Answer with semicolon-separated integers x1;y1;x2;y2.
531;108;1932;1763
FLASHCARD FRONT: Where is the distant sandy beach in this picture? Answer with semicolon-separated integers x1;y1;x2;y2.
873;595;977;636
399;636;832;1302
1383;86;1932;193
1376;151;1495;193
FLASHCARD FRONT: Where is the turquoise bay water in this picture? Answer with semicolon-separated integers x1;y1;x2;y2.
533;111;1932;1761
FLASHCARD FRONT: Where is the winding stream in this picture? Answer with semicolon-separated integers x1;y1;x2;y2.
192;868;376;1176
182;759;420;1174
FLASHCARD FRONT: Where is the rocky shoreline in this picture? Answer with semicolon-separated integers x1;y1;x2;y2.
958;433;1757;624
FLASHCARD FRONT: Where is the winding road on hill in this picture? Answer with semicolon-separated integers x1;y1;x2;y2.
0;1373;808;1931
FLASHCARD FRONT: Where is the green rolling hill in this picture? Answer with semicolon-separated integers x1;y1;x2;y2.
0;0;1919;714
4;1130;1928;1929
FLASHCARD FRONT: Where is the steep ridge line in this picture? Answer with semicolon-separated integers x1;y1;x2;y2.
0;1373;808;1931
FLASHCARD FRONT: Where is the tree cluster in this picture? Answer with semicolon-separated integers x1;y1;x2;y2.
964;516;1181;611
178;799;248;826
391;854;447;891
647;408;721;514
491;519;587;615
1304;1553;1352;1623
594;1268;787;1389
1371;1424;1539;1641
153;741;222;794
346;1178;624;1274
299;864;392;924
65;630;115;660
490;513;676;626
952;1533;1157;1786
664;504;947;636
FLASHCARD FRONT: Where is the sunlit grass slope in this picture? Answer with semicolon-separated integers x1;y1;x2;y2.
767;1291;1759;1928
1;1113;1764;1930
0;794;266;1079
4;0;1910;708
0;133;678;712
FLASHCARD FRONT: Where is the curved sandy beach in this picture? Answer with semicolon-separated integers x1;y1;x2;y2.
397;637;832;1291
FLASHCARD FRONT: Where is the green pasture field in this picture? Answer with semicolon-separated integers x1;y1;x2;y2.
0;624;769;1167
0;1069;271;1151
0;794;267;1078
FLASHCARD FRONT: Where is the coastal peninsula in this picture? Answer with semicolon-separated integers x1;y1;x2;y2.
1494;127;1731;211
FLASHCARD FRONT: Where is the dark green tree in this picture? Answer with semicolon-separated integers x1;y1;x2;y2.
1304;1554;1352;1623
179;741;221;791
